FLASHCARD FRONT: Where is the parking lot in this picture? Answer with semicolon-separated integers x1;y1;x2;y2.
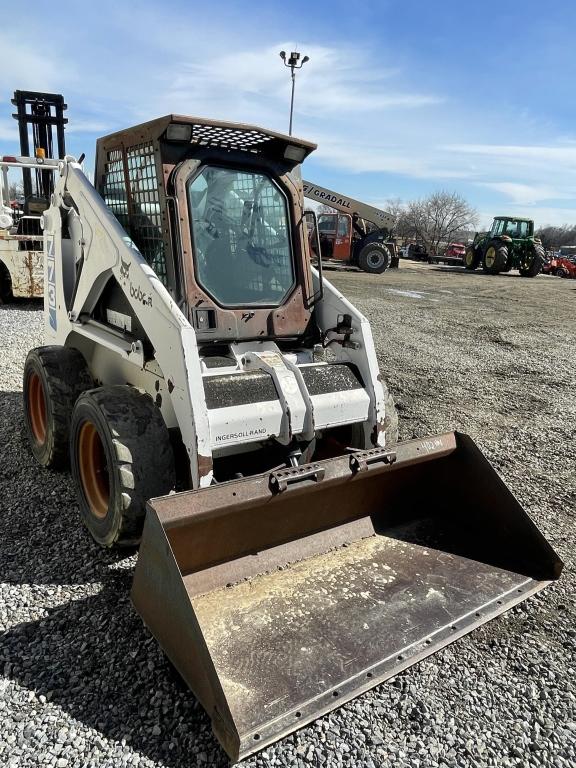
1;262;574;768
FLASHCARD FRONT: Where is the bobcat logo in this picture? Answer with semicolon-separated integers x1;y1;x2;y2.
120;258;131;280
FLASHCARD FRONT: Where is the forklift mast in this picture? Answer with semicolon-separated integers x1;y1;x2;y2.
11;90;67;203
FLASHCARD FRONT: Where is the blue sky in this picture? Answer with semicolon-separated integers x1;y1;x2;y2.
1;0;575;226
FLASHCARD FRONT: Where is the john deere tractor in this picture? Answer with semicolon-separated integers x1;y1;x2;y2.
464;216;545;277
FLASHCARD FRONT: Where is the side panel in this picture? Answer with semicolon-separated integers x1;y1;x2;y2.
0;241;43;298
311;269;388;447
42;161;213;487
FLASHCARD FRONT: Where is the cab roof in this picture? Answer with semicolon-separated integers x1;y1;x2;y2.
493;215;533;223
97;115;317;167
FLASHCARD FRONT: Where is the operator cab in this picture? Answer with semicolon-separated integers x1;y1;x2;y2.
95;115;318;343
491;217;534;239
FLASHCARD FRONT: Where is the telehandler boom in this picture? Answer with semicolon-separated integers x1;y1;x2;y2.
18;115;561;762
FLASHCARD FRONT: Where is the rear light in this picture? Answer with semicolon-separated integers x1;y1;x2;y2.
1;156;17;163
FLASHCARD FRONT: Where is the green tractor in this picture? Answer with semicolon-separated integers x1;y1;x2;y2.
464;216;545;277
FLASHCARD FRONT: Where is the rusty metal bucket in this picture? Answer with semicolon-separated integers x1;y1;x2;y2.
132;432;562;762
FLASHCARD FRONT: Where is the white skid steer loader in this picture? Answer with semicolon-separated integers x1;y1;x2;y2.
20;116;561;762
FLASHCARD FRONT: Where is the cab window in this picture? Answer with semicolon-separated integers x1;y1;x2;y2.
337;216;350;237
188;166;294;307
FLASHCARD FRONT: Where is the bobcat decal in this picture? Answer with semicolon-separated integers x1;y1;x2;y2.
120;257;131;280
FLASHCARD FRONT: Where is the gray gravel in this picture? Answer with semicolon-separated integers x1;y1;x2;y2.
1;264;575;768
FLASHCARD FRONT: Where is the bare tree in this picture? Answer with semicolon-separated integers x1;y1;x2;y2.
382;197;405;230
318;202;336;214
403;191;477;255
8;180;23;200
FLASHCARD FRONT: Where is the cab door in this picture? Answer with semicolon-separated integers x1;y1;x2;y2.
332;214;353;261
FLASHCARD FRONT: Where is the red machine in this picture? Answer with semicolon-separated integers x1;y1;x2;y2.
543;256;576;278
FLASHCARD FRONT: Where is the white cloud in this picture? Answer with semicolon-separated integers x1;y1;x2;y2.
478;182;576;205
161;43;442;127
66;120;112;135
477;206;576;228
445;143;576;164
0;34;74;94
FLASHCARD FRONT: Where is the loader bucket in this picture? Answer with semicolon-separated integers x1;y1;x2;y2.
132;432;562;762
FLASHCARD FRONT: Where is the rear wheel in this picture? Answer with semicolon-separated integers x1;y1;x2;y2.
0;261;13;303
519;244;545;277
555;267;569;278
23;346;93;468
483;241;508;274
358;243;391;274
70;385;175;547
464;246;480;270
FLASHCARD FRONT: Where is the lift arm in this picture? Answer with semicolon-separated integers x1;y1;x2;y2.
42;158;213;488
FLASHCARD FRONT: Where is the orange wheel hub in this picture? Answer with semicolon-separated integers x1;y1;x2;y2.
78;421;110;519
28;372;47;445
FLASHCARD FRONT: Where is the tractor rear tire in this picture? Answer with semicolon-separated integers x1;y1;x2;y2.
70;385;175;547
464;247;480;270
483;241;508;274
519;244;545;277
23;346;93;469
358;243;391;274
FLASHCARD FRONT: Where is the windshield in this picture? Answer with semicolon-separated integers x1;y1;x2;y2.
188;166;294;307
318;214;337;233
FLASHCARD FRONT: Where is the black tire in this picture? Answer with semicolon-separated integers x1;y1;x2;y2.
519;244;545;278
482;240;508;274
23;346;93;469
358;243;391;274
464;246;480;270
0;261;13;303
70;385;175;547
555;267;569;278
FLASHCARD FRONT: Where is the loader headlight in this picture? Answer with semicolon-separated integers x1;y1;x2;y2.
284;145;306;162
166;123;193;142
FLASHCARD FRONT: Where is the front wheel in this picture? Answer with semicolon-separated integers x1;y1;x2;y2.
464;247;480;270
483;241;508;274
554;267;569;278
70;385;176;547
358;243;391;274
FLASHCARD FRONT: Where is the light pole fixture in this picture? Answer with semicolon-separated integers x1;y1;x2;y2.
279;50;309;135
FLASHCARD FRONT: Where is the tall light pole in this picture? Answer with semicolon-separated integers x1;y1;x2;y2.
279;50;309;135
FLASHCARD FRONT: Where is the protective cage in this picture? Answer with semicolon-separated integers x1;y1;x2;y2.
132;432;562;762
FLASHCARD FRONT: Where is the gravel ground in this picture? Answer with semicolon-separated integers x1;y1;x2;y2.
0;263;575;768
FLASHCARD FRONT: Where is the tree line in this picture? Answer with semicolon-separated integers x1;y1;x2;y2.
384;192;478;254
534;225;576;250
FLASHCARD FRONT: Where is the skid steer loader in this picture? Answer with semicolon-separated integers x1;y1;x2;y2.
20;115;561;762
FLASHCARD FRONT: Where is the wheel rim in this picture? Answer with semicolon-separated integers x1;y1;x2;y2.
78;420;110;519
28;372;47;445
485;247;496;267
367;251;385;268
465;250;474;266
